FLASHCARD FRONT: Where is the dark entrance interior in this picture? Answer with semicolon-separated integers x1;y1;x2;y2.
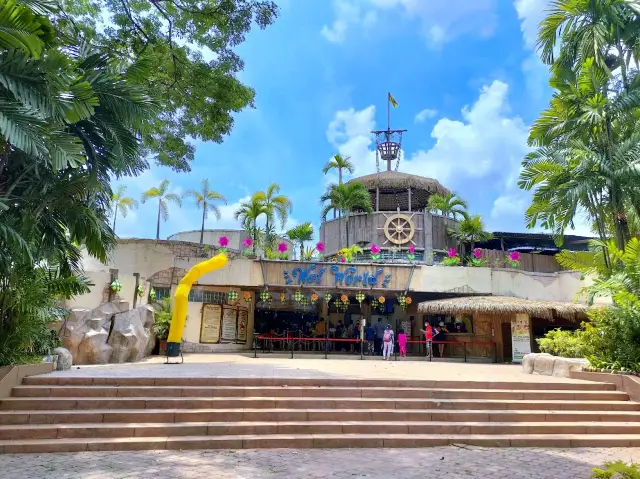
254;309;319;336
501;322;512;362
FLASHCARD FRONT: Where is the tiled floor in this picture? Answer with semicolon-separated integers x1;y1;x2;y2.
44;354;592;384
0;447;639;478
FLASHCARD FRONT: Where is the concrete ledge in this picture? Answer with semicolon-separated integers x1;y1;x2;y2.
569;371;640;402
522;353;588;378
0;363;54;398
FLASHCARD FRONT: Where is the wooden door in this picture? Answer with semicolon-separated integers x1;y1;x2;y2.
501;322;513;362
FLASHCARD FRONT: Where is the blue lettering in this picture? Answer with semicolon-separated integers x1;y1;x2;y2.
344;267;356;285
288;264;327;285
285;264;391;288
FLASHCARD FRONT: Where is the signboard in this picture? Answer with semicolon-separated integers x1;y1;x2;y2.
282;264;392;288
237;308;248;344
400;319;411;337
200;304;222;344
511;314;531;363
221;306;237;343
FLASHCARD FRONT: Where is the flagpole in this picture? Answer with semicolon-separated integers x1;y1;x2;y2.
387;92;390;131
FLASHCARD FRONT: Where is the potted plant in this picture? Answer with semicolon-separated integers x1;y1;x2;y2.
153;298;172;354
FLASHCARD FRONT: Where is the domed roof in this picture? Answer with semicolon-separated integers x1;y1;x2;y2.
346;171;450;211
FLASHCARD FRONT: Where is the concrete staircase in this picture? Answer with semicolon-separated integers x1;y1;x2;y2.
0;376;639;452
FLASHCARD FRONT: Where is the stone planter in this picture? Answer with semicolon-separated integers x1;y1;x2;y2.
522;353;588;378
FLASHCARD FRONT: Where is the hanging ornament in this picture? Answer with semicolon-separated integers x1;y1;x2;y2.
310;293;319;304
378;296;386;313
149;288;156;301
243;292;252;304
294;290;304;303
371;297;379;308
227;290;238;303
280;292;287;305
355;291;365;305
405;297;412;306
324;292;332;304
341;294;349;305
110;279;121;292
333;299;342;311
137;285;144;297
300;297;309;307
260;290;270;302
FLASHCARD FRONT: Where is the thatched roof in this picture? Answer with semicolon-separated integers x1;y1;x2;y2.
348;171;450;196
417;296;590;321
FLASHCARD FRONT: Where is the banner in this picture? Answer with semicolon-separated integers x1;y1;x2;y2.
237;308;248;344
200;304;222;344
221;306;238;343
511;314;531;363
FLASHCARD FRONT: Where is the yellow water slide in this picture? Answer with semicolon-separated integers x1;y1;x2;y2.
165;253;228;358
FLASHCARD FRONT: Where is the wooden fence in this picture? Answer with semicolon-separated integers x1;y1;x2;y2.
476;248;563;273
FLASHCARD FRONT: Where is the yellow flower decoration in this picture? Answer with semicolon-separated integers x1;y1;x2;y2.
378;296;386;303
405;297;412;304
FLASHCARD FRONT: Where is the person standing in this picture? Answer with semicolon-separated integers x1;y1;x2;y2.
382;324;394;361
434;322;446;358
398;328;407;357
373;318;386;355
420;321;433;359
365;322;375;355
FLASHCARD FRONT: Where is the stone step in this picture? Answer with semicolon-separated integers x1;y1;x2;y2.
2;433;640;453
1;421;639;440
10;385;628;401
2;396;637;412
22;376;617;391
1;408;639;425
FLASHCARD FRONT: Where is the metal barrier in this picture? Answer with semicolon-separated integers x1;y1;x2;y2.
253;334;497;362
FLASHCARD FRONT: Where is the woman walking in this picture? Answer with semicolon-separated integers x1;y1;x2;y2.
382;324;394;361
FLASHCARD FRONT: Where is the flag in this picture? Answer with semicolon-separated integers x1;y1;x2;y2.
388;92;398;108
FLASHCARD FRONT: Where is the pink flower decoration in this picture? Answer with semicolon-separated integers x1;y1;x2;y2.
218;236;229;247
242;237;253;248
448;248;457;258
316;241;325;253
408;245;415;254
340;256;346;263
509;251;520;261
370;244;381;254
278;242;288;253
473;248;482;259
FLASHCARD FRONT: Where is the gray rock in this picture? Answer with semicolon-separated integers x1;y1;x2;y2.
522;353;535;374
61;303;118;364
552;357;589;378
522;353;588;378
107;305;156;363
533;354;557;376
53;347;73;370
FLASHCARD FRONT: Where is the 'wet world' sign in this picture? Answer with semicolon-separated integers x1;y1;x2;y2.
281;264;391;288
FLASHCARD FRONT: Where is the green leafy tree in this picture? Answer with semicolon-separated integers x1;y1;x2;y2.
427;192;468;220
235;195;268;254
449;215;493;257
322;153;355;185
111;185;138;233
320;182;373;248
286;222;314;260
141;180;182;240
56;0;280;172
183;179;227;244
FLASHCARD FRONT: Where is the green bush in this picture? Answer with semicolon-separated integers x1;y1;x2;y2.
591;460;640;478
152;298;173;341
536;328;588;358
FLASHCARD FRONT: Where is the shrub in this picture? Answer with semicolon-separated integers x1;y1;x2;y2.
537;328;588;358
591;460;640;478
152;298;173;341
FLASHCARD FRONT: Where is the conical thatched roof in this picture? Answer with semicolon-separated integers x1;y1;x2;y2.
348;171;450;195
417;296;591;321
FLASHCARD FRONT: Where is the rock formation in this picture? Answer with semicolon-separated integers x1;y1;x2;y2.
53;347;73;370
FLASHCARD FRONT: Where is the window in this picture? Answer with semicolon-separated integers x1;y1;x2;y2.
188;289;226;303
153;287;171;301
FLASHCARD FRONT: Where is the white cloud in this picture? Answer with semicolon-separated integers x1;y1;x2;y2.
414;108;438;123
326;80;534;231
322;0;497;47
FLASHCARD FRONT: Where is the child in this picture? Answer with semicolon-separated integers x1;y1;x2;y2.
420;322;433;358
382;324;394;360
398;328;407;357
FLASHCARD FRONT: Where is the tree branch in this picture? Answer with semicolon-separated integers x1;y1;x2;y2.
149;0;179;88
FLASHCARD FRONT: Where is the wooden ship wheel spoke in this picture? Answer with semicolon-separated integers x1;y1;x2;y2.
380;210;417;245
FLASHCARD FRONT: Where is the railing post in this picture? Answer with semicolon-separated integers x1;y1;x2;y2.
464;342;467;362
290;336;294;359
253;333;259;358
324;317;328;360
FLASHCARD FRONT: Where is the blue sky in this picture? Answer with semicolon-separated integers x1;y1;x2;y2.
114;0;592;240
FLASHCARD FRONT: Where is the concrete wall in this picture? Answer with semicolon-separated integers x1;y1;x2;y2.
168;229;293;257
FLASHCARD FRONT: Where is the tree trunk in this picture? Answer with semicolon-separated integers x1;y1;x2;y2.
156;200;161;240
300;242;304;261
338;168;342;185
345;211;350;248
112;204;118;232
252;220;257;254
200;203;206;244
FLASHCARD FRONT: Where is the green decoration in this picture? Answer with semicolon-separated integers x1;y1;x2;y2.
294;290;304;303
260;290;270;302
371;297;379;308
227;290;238;303
110;279;121;292
137;285;144;297
324;292;332;303
355;291;365;305
149;288;156;301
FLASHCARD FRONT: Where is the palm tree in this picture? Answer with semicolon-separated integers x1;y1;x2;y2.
519;58;640;251
537;0;639;88
320;182;373;248
449;215;493;257
322;153;355;185
427;192;468;220
183;179;227;244
235;196;269;254
253;183;292;248
111;185;138;233
141;180;182;240
286;222;314;260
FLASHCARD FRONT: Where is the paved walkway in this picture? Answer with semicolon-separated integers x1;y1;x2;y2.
43;354;591;384
1;447;639;478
